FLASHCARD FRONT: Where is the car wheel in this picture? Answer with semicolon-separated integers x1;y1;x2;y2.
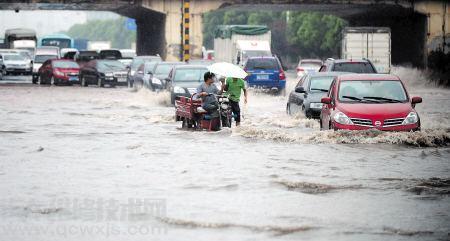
81;75;88;87
286;103;291;115
38;75;44;85
97;77;104;87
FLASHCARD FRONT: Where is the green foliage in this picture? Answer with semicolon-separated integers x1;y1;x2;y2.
66;17;136;49
202;10;347;60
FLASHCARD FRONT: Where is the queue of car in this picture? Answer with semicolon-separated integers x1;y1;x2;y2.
288;57;422;132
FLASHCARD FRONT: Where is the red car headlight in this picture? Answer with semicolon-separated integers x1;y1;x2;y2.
333;112;353;125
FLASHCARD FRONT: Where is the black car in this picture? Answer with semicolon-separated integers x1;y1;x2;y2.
99;49;122;60
287;72;348;119
149;61;186;91
75;51;99;68
166;65;209;105
79;59;128;87
319;58;377;73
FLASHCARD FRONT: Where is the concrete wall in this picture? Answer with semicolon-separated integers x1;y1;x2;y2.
414;1;449;54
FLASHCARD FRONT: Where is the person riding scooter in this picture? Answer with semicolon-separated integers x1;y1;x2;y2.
196;72;225;117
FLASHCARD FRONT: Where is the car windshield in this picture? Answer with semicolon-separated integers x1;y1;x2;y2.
34;55;57;63
131;57;160;69
309;76;334;92
332;62;376;73
246;58;279;70
145;62;158;73
53;61;79;68
42;38;71;48
338;80;407;102
100;50;121;59
155;64;177;75
4;54;25;61
97;60;125;70
174;68;208;82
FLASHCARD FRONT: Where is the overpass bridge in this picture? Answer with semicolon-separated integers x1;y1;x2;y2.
0;0;448;67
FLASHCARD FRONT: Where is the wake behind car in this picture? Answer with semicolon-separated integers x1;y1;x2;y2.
38;59;80;85
320;74;422;131
319;58;377;73
79;59;127;87
166;65;209;105
287;72;347;118
1;53;32;75
244;56;286;95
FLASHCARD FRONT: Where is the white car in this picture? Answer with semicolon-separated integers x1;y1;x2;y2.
296;59;323;77
1;53;32;75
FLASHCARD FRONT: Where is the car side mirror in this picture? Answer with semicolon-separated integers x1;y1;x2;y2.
321;97;332;104
411;96;422;107
295;86;305;93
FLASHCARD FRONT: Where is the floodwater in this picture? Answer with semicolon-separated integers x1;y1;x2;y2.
0;68;449;241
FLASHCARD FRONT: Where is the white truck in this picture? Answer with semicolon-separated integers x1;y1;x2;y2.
341;27;391;73
87;41;111;51
214;25;272;67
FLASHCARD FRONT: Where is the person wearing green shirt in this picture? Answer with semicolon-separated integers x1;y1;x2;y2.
224;77;247;126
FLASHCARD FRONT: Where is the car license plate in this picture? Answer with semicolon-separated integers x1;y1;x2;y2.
118;77;126;82
257;75;269;80
69;77;78;81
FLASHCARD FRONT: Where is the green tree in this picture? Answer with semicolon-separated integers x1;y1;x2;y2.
202;10;347;62
66;17;136;49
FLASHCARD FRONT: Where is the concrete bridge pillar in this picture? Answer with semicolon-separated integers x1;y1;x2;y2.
141;0;223;61
415;1;449;54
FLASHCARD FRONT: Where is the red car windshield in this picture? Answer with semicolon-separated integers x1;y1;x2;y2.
53;61;79;68
338;80;408;103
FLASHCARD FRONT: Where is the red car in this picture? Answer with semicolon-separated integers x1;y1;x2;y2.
320;74;422;131
38;59;80;85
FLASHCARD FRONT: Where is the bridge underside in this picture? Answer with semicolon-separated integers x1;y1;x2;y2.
0;1;428;67
0;2;167;58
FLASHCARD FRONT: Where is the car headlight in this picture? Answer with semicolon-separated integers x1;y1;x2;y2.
54;70;64;76
105;72;114;77
333;111;353;125
173;86;186;94
402;112;419;125
309;103;323;109
152;78;162;85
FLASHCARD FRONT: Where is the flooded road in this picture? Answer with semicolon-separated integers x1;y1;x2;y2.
0;70;449;241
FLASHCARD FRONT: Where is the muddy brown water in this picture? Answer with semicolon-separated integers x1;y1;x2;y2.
0;70;449;241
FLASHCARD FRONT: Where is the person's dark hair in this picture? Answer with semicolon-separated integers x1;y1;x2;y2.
204;71;215;82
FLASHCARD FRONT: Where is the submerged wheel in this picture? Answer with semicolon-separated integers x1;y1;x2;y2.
286;103;291;115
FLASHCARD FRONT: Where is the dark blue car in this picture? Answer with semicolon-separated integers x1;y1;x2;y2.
244;56;286;95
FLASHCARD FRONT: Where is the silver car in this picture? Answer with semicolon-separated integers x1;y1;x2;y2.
1;53;32;75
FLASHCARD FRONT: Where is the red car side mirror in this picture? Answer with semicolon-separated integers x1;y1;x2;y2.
321;97;332;104
411;96;422;104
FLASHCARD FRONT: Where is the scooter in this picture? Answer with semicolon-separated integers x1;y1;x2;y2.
175;93;232;131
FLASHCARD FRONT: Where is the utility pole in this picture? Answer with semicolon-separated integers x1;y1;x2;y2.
182;0;190;62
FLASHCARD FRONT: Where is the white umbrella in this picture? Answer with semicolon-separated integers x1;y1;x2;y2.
207;62;248;79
